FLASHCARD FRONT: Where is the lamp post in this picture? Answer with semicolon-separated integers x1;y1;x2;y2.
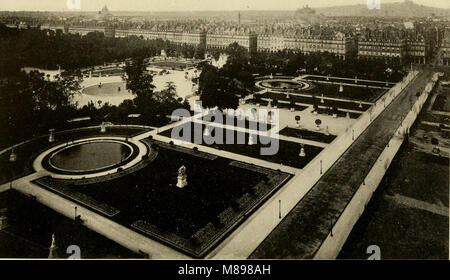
330;211;334;237
9;150;16;189
278;200;281;219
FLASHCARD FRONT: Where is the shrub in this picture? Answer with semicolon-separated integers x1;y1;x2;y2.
230;200;241;211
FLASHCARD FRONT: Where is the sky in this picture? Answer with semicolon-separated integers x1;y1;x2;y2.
0;0;449;11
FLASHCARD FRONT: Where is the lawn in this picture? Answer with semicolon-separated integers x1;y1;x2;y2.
431;94;450;112
382;145;449;207
35;142;291;258
200;111;273;131
303;75;394;87
1;190;143;259
245;98;309;112
160;121;323;169
338;198;449;259
278;127;337;144
259;91;372;112
297;79;387;102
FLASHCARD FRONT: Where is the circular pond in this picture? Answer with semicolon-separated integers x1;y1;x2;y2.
48;140;133;173
257;79;312;91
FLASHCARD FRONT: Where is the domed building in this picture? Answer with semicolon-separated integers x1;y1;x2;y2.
295;5;322;25
96;5;113;21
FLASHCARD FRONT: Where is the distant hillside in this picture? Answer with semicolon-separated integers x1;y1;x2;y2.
315;1;449;17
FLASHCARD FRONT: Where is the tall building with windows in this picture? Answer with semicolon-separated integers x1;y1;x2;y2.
442;27;450;66
358;28;406;63
206;33;257;52
405;32;428;64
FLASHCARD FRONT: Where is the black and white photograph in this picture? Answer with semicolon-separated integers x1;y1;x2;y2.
0;0;448;267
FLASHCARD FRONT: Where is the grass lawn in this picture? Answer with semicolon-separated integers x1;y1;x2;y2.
338;199;449;259
383;145;449;207
431;94;450;112
1;190;143;259
298;79;387;102
246;98;309;112
200;111;273;131
278;127;337;143
160;122;323;169
339;143;449;259
260;91;372;112
35;142;290;257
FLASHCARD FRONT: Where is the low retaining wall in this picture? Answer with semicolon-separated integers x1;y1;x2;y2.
313;73;436;259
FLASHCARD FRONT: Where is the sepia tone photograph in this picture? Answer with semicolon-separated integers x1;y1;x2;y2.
0;0;448;264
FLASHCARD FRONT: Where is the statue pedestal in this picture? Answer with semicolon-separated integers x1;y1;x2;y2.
49;129;55;143
177;175;188;188
100;122;108;133
9;151;16;163
299;147;306;157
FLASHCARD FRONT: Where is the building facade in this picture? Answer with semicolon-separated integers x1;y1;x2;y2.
38;24;433;64
441;27;450;66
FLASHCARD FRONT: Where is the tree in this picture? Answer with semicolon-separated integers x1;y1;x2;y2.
0;69;80;147
198;64;239;110
295;115;301;127
315;119;322;130
124;56;155;109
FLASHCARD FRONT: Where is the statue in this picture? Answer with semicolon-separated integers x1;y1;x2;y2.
176;165;188;188
299;144;306;157
49;129;55;143
9;150;17;163
0;209;8;230
100;122;106;133
48;233;58;259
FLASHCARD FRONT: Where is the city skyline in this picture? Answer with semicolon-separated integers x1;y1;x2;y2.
0;0;449;12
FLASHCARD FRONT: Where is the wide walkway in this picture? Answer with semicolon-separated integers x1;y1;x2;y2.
250;70;432;259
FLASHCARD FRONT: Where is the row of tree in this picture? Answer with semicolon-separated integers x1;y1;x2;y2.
248;50;406;82
0;24;205;77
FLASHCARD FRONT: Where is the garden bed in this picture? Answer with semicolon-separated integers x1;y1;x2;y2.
34;143;291;258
